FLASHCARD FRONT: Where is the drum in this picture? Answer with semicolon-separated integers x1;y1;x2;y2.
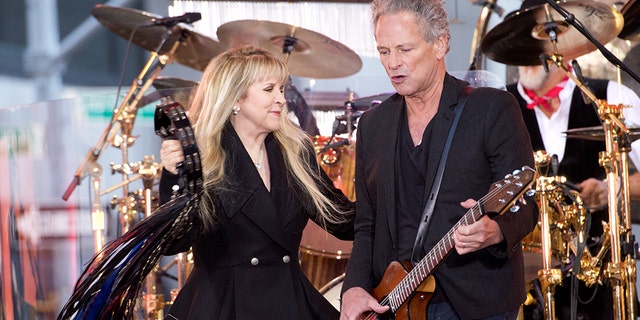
300;221;352;289
319;274;345;311
313;135;356;201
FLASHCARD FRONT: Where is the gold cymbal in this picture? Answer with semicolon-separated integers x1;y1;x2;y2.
92;4;226;71
481;1;623;66
619;0;640;41
216;20;362;79
564;125;640;142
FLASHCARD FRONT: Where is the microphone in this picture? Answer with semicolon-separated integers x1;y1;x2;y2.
143;12;202;27
571;59;592;105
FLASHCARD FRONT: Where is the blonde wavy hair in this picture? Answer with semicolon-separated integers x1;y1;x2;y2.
188;46;350;230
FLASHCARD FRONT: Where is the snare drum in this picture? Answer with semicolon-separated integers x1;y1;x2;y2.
319;274;345;311
300;221;352;289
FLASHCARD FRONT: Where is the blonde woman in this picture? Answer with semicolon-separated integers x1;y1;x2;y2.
158;46;355;319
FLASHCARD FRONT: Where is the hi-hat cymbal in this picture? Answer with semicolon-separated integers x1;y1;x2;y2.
92;5;226;71
564;125;640;142
216;20;362;79
481;1;623;66
619;0;640;41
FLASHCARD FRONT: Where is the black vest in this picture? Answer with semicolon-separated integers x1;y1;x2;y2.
507;79;609;183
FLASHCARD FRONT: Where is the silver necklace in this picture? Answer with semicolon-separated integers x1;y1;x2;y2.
254;150;264;171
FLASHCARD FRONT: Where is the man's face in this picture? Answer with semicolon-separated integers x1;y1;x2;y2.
374;11;446;98
518;65;552;90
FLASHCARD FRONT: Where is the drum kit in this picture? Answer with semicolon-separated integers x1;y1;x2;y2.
61;4;367;319
479;0;640;319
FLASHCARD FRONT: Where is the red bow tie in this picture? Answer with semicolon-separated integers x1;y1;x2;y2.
523;74;570;111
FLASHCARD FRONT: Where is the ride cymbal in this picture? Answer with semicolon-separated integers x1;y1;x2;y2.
92;4;226;71
216;20;362;79
481;1;623;66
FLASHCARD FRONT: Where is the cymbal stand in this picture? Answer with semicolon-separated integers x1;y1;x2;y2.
110;29;182;234
137;155;166;320
533;151;562;320
468;0;501;71
89;162;106;253
536;174;563;320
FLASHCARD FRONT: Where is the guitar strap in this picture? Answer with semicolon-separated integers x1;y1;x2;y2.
411;86;472;264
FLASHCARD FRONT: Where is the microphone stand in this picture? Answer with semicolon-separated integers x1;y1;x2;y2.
62;24;183;253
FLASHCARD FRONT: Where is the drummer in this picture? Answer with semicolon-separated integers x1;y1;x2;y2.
499;1;640;318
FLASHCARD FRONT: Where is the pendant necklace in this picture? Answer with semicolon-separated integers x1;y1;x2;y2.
254;150;264;171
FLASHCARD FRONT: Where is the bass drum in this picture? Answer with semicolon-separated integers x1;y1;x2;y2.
319;274;345;311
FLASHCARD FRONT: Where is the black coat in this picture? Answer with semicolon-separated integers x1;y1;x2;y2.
160;125;355;319
342;74;538;319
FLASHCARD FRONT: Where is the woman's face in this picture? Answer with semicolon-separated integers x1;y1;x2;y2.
232;78;286;137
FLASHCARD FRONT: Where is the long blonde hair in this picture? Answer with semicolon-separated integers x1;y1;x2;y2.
189;46;351;230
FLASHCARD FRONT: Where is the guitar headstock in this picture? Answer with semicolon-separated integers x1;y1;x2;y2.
483;166;536;215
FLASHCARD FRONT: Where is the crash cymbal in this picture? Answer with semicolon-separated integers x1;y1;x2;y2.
619;0;640;40
481;1;623;66
564;125;640;142
216;20;362;79
92;4;226;71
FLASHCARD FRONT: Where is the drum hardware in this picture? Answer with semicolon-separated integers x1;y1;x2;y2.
534;172;565;320
215;19;362;79
61;6;213;319
539;49;637;319
468;0;502;71
576;221;611;287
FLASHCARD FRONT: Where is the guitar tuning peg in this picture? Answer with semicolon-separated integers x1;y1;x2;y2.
525;189;536;197
519;196;527;206
510;205;520;213
512;169;522;175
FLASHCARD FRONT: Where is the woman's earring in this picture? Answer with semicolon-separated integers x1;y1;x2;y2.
232;105;240;115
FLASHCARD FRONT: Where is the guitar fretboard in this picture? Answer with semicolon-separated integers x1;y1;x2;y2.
387;203;483;310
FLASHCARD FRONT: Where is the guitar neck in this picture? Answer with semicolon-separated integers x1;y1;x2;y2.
388;203;484;310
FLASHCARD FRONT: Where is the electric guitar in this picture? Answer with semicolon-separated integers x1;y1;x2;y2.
365;166;536;320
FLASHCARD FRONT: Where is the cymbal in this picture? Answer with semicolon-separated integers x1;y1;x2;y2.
481;1;623;66
152;77;198;91
347;92;394;111
619;0;640;40
151;77;198;106
216;20;362;79
564;125;640;142
92;5;226;71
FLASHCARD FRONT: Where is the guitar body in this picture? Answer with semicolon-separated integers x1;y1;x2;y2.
365;167;535;320
371;261;436;320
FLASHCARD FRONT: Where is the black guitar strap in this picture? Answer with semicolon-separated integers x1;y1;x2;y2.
411;86;472;264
